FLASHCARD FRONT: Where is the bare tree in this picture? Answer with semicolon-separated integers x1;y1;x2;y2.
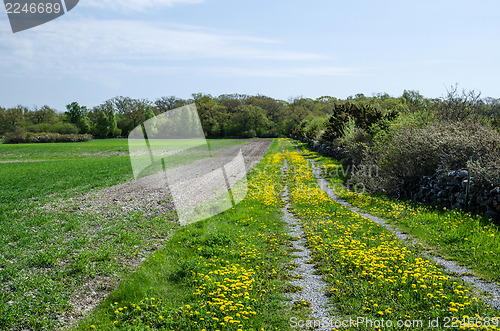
435;84;485;123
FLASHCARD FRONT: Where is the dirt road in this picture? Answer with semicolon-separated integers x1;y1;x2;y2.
66;139;272;219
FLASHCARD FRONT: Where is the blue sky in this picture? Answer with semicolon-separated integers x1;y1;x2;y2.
1;0;499;111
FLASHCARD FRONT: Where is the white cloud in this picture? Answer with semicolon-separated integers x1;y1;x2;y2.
0;18;327;70
0;18;343;88
83;0;205;11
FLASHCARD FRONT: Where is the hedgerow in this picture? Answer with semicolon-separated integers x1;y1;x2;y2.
3;131;92;144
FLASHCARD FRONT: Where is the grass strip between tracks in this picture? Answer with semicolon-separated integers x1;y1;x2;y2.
296;141;500;285
284;139;499;330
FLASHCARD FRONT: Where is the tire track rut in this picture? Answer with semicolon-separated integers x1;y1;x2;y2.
282;162;334;330
298;146;500;311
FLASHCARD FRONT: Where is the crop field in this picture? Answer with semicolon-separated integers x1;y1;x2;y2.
1;138;499;330
0;139;247;329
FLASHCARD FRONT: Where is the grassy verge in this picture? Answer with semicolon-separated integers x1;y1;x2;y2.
284;141;499;330
77;139;310;330
295;141;500;284
0;139;248;329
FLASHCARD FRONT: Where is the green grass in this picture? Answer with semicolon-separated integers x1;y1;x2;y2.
8;136;497;330
0;139;129;161
0;156;133;207
295;141;500;284
0;138;251;330
0;138;245;161
77;138;311;330
284;141;498;330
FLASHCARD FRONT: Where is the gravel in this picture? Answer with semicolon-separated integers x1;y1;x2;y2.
50;139;272;220
282;163;334;330
51;139;273;329
302;147;500;311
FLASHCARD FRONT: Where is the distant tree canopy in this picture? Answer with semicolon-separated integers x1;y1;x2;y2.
1;89;499;139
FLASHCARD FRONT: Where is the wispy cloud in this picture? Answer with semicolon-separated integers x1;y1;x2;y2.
194;66;356;78
0;19;330;80
83;0;205;11
0;15;351;98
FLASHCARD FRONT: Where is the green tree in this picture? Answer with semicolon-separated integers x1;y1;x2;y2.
155;96;185;113
143;106;158;137
321;101;399;142
230;105;270;138
245;95;287;136
32;105;57;124
3;106;24;132
108;108;119;137
91;101;121;137
94;111;110;137
0;106;6;134
194;94;228;137
112;97;151;136
65;102;91;134
144;106;155;121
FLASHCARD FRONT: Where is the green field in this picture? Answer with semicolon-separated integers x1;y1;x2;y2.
0;138;246;330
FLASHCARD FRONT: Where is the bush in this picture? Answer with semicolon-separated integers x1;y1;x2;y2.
25;122;79;134
469;158;500;189
338;119;372;170
321;101;398;142
242;129;256;138
113;127;122;137
3;131;92;144
352;121;500;195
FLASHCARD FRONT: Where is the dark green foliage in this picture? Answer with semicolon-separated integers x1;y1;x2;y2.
2;89;499;142
228;104;271;137
25;122;79;134
108;108;119;137
26;105;57;125
0;106;24;133
321;101;398;142
65;102;91;134
93;111;109;137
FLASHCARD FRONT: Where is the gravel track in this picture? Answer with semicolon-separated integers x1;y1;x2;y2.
54;139;272;328
299;146;500;311
282;163;334;330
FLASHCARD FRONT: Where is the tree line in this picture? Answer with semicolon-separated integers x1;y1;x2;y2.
1;89;499;140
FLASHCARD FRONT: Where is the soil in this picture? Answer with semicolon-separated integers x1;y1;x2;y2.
59;139;272;328
50;139;272;221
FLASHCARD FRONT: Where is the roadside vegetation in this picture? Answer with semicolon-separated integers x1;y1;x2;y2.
77;139;310;330
293;86;500;222
284;141;499;329
296;142;500;285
